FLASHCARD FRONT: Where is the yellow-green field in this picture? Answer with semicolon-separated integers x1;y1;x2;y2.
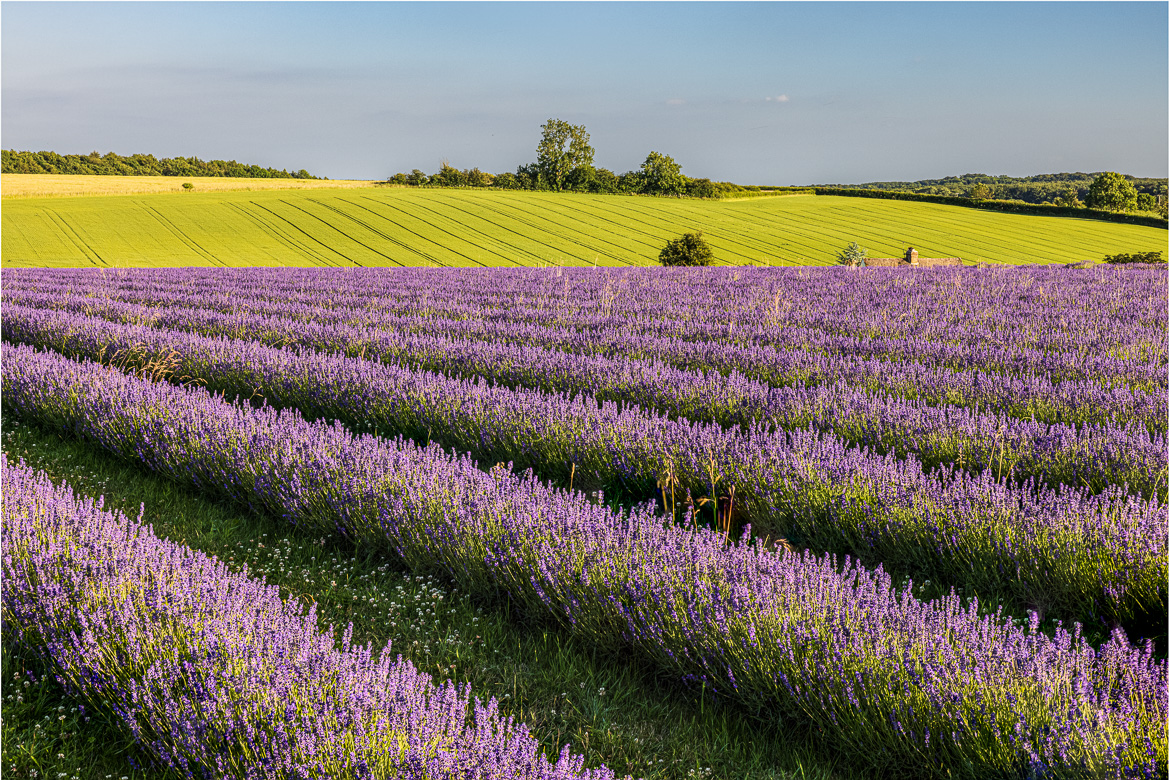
2;182;1164;267
1;173;379;199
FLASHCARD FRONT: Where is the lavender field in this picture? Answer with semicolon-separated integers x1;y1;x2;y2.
2;264;1166;779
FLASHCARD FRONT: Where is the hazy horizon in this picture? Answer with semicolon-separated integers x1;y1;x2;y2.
3;2;1166;184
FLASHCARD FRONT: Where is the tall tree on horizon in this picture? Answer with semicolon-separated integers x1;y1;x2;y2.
535;119;594;191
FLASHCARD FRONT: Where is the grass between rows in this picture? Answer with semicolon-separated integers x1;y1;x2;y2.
1;417;863;780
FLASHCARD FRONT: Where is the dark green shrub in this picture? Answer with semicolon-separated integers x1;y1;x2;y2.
589;168;619;194
686;178;718;199
492;172;520;190
1102;251;1165;265
658;231;714;266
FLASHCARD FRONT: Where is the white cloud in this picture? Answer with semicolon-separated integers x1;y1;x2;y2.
765;94;790;103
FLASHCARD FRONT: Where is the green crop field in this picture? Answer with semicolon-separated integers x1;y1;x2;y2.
2;185;1164;267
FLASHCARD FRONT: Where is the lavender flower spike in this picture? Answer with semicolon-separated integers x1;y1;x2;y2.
2;459;621;780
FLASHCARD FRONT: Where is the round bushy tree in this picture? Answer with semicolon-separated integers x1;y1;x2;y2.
641;151;686;196
658;231;714;266
1085;172;1138;212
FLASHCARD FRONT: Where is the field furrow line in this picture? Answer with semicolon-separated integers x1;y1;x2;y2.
304;198;453;266
246;200;358;266
139;203;226;266
424;192;640;265
355;194;540;266
376;194;595;266
44;209;106;266
350;195;516;266
576;199;770;263
224;201;340;266
272;198;408;266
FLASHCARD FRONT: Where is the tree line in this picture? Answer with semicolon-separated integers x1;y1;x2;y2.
2;150;320;179
385;118;761;199
820;171;1167;215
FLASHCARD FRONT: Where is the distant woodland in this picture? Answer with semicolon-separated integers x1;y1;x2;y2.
820;172;1167;206
2;150;321;179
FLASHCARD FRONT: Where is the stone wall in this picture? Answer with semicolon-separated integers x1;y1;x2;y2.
857;255;964;268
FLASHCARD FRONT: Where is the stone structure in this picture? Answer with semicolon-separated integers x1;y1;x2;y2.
857;246;963;268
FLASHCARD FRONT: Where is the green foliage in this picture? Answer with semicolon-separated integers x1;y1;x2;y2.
1102;251;1165;265
563;164;596;193
1;149;320;179
406;169;429;186
1052;185;1083;209
493;171;520;190
969;183;993;200
640;152;685;196
536;119;594;192
432;162;466;188
514;163;543;191
616;171;644;194
812;186;1167;229
818;172;1167;209
658;231;714;266
388;173;409;186
590;168;619;194
686;178;718;199
1136;193;1156;212
465;167;493;188
835;242;868;266
181;182;194;191
1084;172;1139;213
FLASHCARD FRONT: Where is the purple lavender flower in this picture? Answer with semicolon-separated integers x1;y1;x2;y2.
2;458;620;779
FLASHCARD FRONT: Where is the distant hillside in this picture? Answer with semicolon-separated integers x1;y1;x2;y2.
814;172;1166;205
1;150;321;180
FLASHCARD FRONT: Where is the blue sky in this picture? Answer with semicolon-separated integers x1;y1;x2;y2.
2;2;1166;183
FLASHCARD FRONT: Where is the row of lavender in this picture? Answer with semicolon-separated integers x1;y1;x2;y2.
3;311;1164;629
6;283;1163;392
6;303;1163;498
8;285;1163;400
2;345;1164;778
6;281;1165;435
5;290;1165;447
7;266;1165;364
2;459;614;780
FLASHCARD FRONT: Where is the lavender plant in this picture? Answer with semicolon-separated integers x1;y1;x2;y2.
5;303;1165;500
2;459;619;780
8;289;1165;432
2;345;1164;777
3;316;1164;627
7;264;1164;392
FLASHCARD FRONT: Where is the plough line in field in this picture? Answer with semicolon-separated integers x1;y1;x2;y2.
45;210;105;267
425;192;636;266
225;202;338;266
139;204;226;267
276;198;405;266
381;194;586;266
